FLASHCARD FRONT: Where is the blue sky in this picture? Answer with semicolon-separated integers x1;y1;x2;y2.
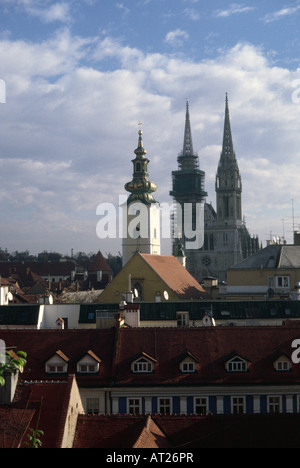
1;0;300;256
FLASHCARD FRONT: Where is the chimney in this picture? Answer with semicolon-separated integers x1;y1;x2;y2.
0;371;19;405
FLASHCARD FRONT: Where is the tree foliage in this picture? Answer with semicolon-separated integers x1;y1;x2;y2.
0;350;27;387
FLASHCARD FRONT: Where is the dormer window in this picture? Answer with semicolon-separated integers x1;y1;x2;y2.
276;361;291;372
181;362;195;373
178;350;198;373
227;357;247;372
77;350;101;374
46;350;69;374
131;352;157;373
225;353;250;373
133;358;153;373
273;354;292;372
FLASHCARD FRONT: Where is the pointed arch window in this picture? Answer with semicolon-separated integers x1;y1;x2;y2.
209;234;214;251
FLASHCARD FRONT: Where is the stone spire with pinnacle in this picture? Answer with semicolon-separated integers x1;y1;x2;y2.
216;93;242;224
218;93;239;172
177;98;199;171
183;98;194;156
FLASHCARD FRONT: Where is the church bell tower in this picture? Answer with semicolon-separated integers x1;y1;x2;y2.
122;126;160;266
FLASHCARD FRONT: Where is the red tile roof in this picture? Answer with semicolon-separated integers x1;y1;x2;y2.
73;415;171;448
0;329;116;386
20;377;75;448
0;375;79;448
2;325;300;389
0;408;35;448
153;413;300;448
88;251;112;272
0;261;77;279
112;325;300;386
140;254;207;300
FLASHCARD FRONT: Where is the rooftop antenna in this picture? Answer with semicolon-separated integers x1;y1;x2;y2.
281;218;286;243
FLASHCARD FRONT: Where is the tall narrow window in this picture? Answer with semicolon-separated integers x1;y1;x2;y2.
86;398;100;415
177;312;189;327
209;234;214;251
268;396;281;413
159;398;171;414
128;398;141;414
195;397;208;415
224;196;229;218
231;397;245;414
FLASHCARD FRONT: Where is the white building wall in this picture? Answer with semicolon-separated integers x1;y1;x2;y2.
43;304;81;329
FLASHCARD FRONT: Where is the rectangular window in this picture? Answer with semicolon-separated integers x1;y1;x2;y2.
79;364;96;373
227;358;247;372
182;362;195;373
177;312;189;327
275;361;290;371
268;396;281;413
268;276;274;288
159;398;171;415
195;397;208;415
86;398;100;415
128;398;141;414
47;364;66;373
276;276;290;290
133;359;153;373
231;397;245;414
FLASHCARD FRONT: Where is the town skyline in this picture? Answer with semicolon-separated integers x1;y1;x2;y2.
1;1;300;256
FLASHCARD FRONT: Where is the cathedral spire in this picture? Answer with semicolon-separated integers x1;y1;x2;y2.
221;93;236;163
216;94;242;225
177;98;199;171
183;98;194;156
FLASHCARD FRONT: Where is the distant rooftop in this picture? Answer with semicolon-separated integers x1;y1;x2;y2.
229;244;300;270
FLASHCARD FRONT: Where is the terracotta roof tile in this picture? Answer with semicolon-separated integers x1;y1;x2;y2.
0;329;116;385
153;413;300;448
140;254;207;299
0;408;35;448
88;251;112;272
73;415;171;448
113;326;300;386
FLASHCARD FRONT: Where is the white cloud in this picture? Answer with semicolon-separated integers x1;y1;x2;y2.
165;29;189;47
2;0;72;23
184;8;201;21
1;30;300;253
214;3;255;18
116;3;130;16
263;5;300;23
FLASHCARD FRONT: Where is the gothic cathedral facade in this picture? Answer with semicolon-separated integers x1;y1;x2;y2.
170;95;259;283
